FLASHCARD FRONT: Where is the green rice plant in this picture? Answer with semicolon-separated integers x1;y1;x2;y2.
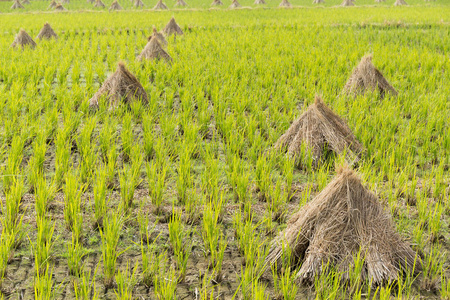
168;212;192;282
268;178;287;222
141;243;164;288
177;145;193;204
93;165;108;229
34;215;55;275
27;132;48;189
35;176;56;219
115;262;138;300
74;269;99;300
54;128;71;188
142;113;155;160
119;163;140;211
63;172;84;241
429;201;444;243
99;210;124;288
346;249;366;297
34;264;55;300
251;280;268;300
121;113;134;161
2;177;25;249
154;258;178;300
201;155;219;202
281;155;295;200
201;200;226;276
279;267;298;300
314;264;343;300
67;233;87;278
255;155;272;201
98;117;117;159
421;244;445;292
2;135;25;192
441;274;450;300
0;229;13;289
105;146;118;188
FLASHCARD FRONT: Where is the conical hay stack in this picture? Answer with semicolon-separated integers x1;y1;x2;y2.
394;0;407;5
343;55;397;98
229;0;240;8
313;0;324;3
153;0;168;9
211;0;223;5
341;0;354;6
279;0;291;7
175;0;187;6
162;17;183;36
54;3;67;10
89;62;148;109
266;166;422;285
87;0;95;3
61;0;69;3
109;0;123;10
11;0;24;9
254;0;266;4
134;0;144;7
94;0;105;7
36;23;58;40
151;26;168;47
137;36;172;63
48;0;57;8
22;0;31;5
11;29;37;49
274;96;363;168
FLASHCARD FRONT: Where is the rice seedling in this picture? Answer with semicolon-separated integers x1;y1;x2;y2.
74;268;100;300
119;163;140;211
168;212;192;281
67;234;88;278
2;177;25;249
99;210;125;287
63;172;85;241
146;160;167;214
115;262;138;299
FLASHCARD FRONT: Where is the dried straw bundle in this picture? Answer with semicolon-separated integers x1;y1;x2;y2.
153;0;168;9
54;3;67;10
313;0;324;3
94;0;105;7
11;0;24;9
89;62;148;109
211;0;223;5
151;26;168;47
11;29;37;49
134;0;144;6
36;23;58;40
279;0;292;7
341;0;354;6
61;0;69;4
47;0;57;8
137;36;172;63
343;55;397;97
266;166;422;285
254;0;265;4
274;96;363;168
22;0;31;5
394;0;407;5
175;0;187;6
162;17;183;36
109;0;123;10
229;0;241;8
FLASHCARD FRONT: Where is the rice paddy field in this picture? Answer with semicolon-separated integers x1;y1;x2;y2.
0;1;450;299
